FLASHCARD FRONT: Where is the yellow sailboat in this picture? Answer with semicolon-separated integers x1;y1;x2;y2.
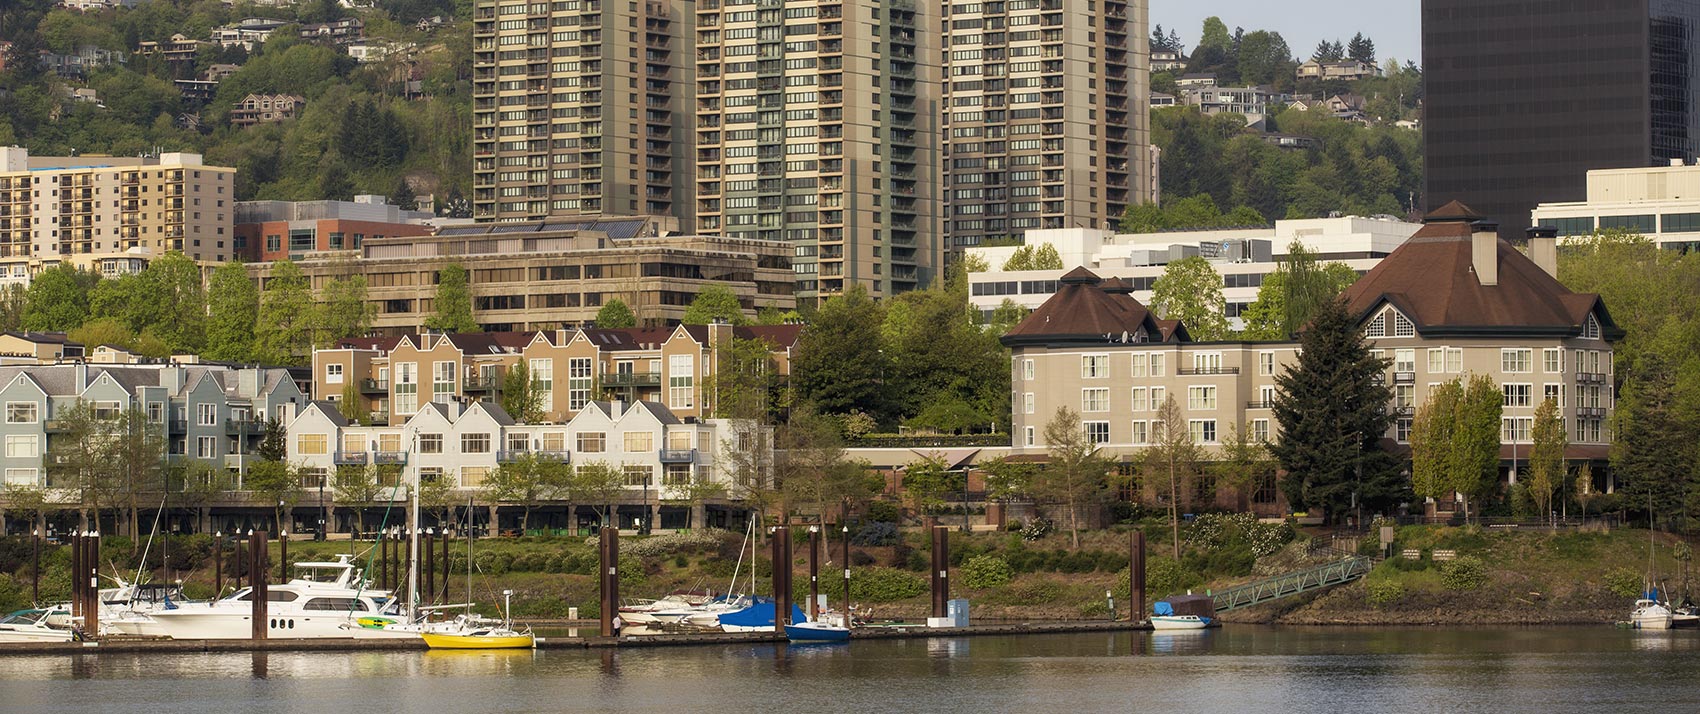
420;625;535;649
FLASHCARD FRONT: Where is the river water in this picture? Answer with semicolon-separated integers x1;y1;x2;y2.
3;627;1698;713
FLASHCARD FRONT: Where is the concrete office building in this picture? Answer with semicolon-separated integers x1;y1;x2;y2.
470;0;696;226
1423;0;1700;237
939;0;1149;250
0;148;237;284
1531;162;1700;252
234;196;435;261
965;216;1420;326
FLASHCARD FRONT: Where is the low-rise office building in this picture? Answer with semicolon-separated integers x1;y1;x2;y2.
234;196;434;261
1531;161;1700;251
1002;203;1621;518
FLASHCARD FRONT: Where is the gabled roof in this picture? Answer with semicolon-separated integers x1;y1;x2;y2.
1341;202;1619;338
1000;267;1174;348
467;400;515;426
308;400;348;428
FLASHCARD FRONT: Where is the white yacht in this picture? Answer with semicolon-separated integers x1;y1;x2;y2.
1631;599;1674;630
109;554;414;640
0;609;75;643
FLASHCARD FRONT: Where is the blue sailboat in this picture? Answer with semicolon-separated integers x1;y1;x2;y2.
717;597;808;633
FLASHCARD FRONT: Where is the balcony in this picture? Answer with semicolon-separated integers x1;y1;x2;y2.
1577;407;1608;418
601;371;662;388
373;451;408;465
1393;371;1416;384
1393;406;1415;416
658;448;696;464
1577;372;1608;384
1177;367;1240;376
465;373;503;392
334;451;370;466
169;419;188;433
226;418;264;435
1245;401;1273;410
361;378;389;393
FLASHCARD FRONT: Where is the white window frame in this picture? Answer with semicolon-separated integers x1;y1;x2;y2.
197;403;217;426
1081;354;1109;379
1130;420;1148;445
5;402;37;424
1081;388;1109;413
1258;351;1275;376
4;434;37;458
1083;421;1110;445
325;363;345;384
1543;348;1563;374
1188;419;1218;444
1502;348;1532;373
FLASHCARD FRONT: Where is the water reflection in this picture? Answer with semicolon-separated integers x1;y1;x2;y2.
8;628;1700;713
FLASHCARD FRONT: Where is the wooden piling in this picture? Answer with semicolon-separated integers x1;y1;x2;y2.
807;526;820;621
30;528;39;605
250;531;268;640
213;533;223;597
1130;530;1146;622
931;526;949;619
83;532;99;636
599;527;618;638
69;531;81;629
440;528;451;602
278;531;288;583
770;527;785;633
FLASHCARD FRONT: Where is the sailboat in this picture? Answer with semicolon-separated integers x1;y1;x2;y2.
1629;496;1674;630
420;498;534;649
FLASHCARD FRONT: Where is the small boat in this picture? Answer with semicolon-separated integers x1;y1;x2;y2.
0;609;75;643
1150;615;1211;631
1631;598;1673;630
785;620;850;642
717;597;808;633
421;623;535;649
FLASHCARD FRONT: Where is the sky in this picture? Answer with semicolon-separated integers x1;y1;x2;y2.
1152;0;1423;66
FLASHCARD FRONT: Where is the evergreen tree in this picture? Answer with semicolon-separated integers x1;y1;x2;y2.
319;162;354;202
205;260;260;363
1269;296;1399;523
1312;39;1345;62
1615;353;1692;518
595;298;637;328
389;177;418;211
424;263;478;333
1347;33;1376;65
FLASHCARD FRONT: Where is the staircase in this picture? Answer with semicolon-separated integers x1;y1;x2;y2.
1209;556;1375;612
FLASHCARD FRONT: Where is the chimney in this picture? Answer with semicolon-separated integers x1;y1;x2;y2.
1526;226;1559;279
610;399;624;419
73;363;88;393
1471;220;1499;287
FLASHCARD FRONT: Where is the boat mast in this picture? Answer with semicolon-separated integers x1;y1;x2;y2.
467;494;474;620
408;454;421;624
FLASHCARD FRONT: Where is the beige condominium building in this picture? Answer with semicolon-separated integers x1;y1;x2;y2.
940;0;1149;249
692;0;940;299
311;322;800;426
471;0;695;226
260;217;795;333
1002;202;1622;516
0;148;236;284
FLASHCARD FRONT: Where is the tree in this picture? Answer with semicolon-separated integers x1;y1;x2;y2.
22;264;95;331
0;284;27;333
500;359;543;423
109;406;166;542
1312;39;1345;62
899;454;962;516
484;453;570;532
45;401;112;529
1409;379;1462;510
254;260;314;364
1197;16;1231;52
1615;353;1691;518
1453;374;1505;522
571;460;627;527
1269;296;1399;523
1240;243;1361;340
1001;244;1064;272
792;285;892;420
1145;395;1202;557
1149;256;1228;341
1529;397;1567;522
681;284;749;325
318;162;354;202
777;409;880;520
1236;30;1293;87
960;253;990;273
245;459;302;531
339;381;365;425
881;280;1009;430
1347;32;1376;65
389;176;418;211
705;336;780;420
1214;423;1274;507
595;299;637;328
205;261;260;363
319;274;374;346
332;464;382;534
424;263;478;333
139;252;206;354
257;417;288;461
1037;406;1114;549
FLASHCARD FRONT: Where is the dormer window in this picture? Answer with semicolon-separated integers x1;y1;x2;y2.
1583;314;1601;340
1365;313;1386;338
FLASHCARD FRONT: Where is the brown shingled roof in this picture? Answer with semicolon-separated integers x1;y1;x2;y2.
1340;202;1616;337
1000;267;1171;347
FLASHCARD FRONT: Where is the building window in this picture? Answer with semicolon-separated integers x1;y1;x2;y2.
1543;348;1563;374
1394;349;1415;373
1022;359;1034;380
419;433;443;454
625;431;654;452
5;402;37;423
1392;312;1415;337
1024;426;1035;446
461;433;491;454
395;362;418;414
1583;315;1601;340
669;354;695;409
93;401;121;420
461;466;489;487
1188;419;1218;444
1502;384;1533;408
1501;416;1533;443
534;358;558;412
1186;386;1217;410
1258;352;1275;376
326;363;344;384
1081;388;1109;413
4;435;37;458
1252;419;1270;443
433;361;456;403
197;436;218;458
1150;353;1166;377
1081;354;1109;379
1192;352;1222;373
197;403;217;426
1395;384;1414;409
1365;313;1386;337
1023;393;1034;414
577;432;606;453
624;464;654;487
1501;348;1532;373
1396;418;1412;443
1130;387;1148;412
1083;421;1110;445
1130;421;1148;444
1544;383;1563;408
4;468;40;487
297;433;328;455
1130;353;1147;377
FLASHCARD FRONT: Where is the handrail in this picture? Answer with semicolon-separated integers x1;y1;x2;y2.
1209;556;1374;612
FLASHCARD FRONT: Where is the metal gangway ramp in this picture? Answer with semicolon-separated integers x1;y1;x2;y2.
1208;556;1375;612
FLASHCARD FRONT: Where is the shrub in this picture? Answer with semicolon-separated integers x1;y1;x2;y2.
850;567;927;602
621;529;730;558
865;500;901;523
1146;556;1190;597
1365;577;1405;607
1000;578;1064;606
1604;568;1643;598
1019;518;1053;542
618;557;646;589
1440;556;1488;591
851;521;900;547
673;554;689;568
961;555;1013;589
1247;521;1296;557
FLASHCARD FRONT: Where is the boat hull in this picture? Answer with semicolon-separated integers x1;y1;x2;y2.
0;627;74;643
112;607;401;640
785;623;850;642
421;632;535;649
1150;615;1210;631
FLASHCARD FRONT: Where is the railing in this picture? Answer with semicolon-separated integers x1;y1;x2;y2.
1393;371;1416;383
845;434;1010;449
658;448;696;463
373;451;408;465
465;374;503;390
1177;367;1240;376
1245;401;1273;409
333;451;370;465
361;378;389;392
1210;556;1374;612
601;372;661;388
226;418;264;434
1577;372;1608;384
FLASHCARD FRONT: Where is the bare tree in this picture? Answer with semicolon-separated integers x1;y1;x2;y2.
1144;395;1202;559
1037;406;1113;549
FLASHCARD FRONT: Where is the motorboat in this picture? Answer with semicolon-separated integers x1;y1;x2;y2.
1150;615;1211;630
619;590;721;625
1631;598;1673;630
108;554;410;640
0;609;75;643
